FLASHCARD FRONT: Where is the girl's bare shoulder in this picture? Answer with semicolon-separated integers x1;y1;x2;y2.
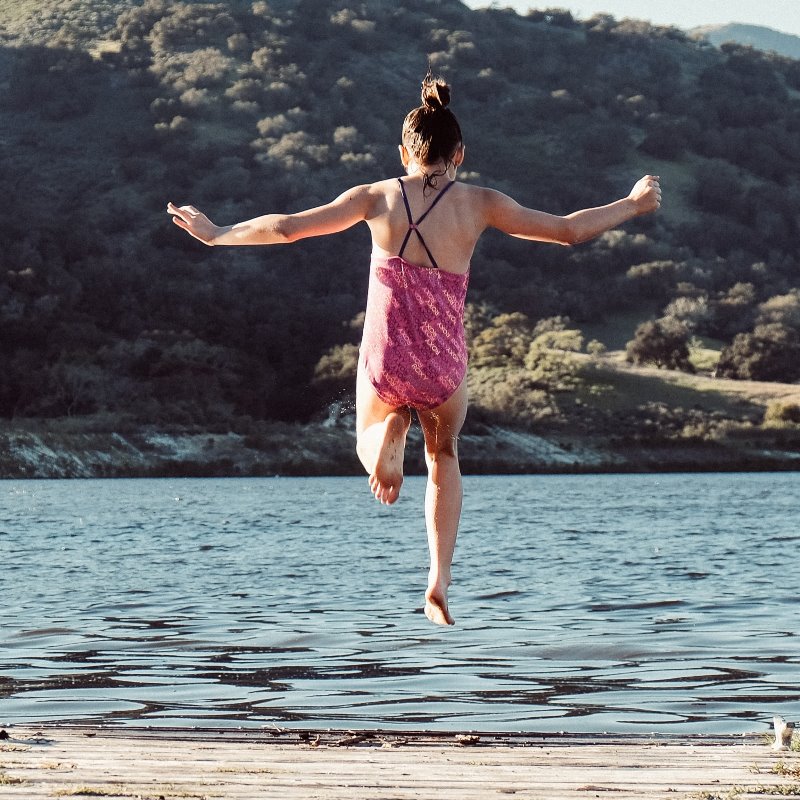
450;182;509;224
366;176;403;193
356;178;400;218
453;181;505;204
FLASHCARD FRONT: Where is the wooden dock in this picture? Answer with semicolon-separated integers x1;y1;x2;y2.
1;726;798;799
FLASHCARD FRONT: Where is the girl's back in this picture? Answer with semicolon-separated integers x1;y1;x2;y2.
365;175;485;276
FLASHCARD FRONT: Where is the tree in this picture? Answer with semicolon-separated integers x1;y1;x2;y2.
525;327;584;391
625;260;679;306
716;324;800;382
709;282;757;339
470;312;535;368
662;295;710;333
626;319;694;371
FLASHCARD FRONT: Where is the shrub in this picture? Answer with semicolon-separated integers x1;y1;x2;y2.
764;400;800;426
227;33;251;55
587;339;607;357
469;369;556;427
756;291;800;332
226;78;263;103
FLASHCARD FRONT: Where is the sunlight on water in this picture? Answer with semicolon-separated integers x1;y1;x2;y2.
1;473;798;733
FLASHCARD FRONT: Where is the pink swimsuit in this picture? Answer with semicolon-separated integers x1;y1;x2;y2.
360;178;469;410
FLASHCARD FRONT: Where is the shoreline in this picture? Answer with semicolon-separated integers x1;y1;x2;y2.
2;724;796;800
1;417;799;479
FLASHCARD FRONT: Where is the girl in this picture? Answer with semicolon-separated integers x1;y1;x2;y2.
168;75;661;626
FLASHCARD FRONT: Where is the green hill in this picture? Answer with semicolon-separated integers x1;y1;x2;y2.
0;0;799;473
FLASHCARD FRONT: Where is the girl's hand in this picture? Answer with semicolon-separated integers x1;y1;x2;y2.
628;175;661;215
167;202;221;245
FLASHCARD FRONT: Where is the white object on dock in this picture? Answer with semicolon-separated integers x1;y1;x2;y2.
772;715;795;750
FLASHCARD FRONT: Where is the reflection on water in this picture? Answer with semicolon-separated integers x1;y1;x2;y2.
1;474;798;733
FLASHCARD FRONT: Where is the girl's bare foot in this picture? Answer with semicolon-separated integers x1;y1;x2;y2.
425;583;454;626
369;412;407;505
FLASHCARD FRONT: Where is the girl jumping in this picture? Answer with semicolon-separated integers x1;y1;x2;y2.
168;74;661;626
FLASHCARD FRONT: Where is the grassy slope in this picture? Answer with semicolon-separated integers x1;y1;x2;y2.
585;352;800;413
573;352;800;469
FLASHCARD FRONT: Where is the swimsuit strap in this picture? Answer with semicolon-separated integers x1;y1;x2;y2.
397;178;455;270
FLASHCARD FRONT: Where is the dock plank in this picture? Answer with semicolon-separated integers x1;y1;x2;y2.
1;727;798;800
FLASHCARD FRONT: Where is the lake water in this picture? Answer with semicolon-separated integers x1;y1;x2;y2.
1;473;798;734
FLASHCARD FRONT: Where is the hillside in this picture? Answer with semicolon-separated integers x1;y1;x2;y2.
694;23;800;60
0;0;799;474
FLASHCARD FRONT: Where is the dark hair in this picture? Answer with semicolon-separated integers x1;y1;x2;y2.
402;73;462;191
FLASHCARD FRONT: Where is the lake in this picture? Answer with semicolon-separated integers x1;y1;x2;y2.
1;473;798;733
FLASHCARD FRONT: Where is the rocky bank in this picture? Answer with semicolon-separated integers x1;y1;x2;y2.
1;412;798;479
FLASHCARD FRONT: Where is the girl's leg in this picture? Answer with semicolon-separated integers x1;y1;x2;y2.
356;361;411;505
416;379;468;626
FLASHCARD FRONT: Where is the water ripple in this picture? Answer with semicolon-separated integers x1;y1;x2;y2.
1;473;798;733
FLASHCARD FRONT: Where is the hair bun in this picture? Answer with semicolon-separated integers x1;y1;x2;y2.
421;74;451;111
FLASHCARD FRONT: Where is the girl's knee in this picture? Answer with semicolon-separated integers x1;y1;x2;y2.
424;437;459;463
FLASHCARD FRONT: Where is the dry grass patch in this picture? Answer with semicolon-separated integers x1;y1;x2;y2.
0;769;25;785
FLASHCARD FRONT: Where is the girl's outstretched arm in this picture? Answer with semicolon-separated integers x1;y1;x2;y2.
485;175;661;246
167;184;374;246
